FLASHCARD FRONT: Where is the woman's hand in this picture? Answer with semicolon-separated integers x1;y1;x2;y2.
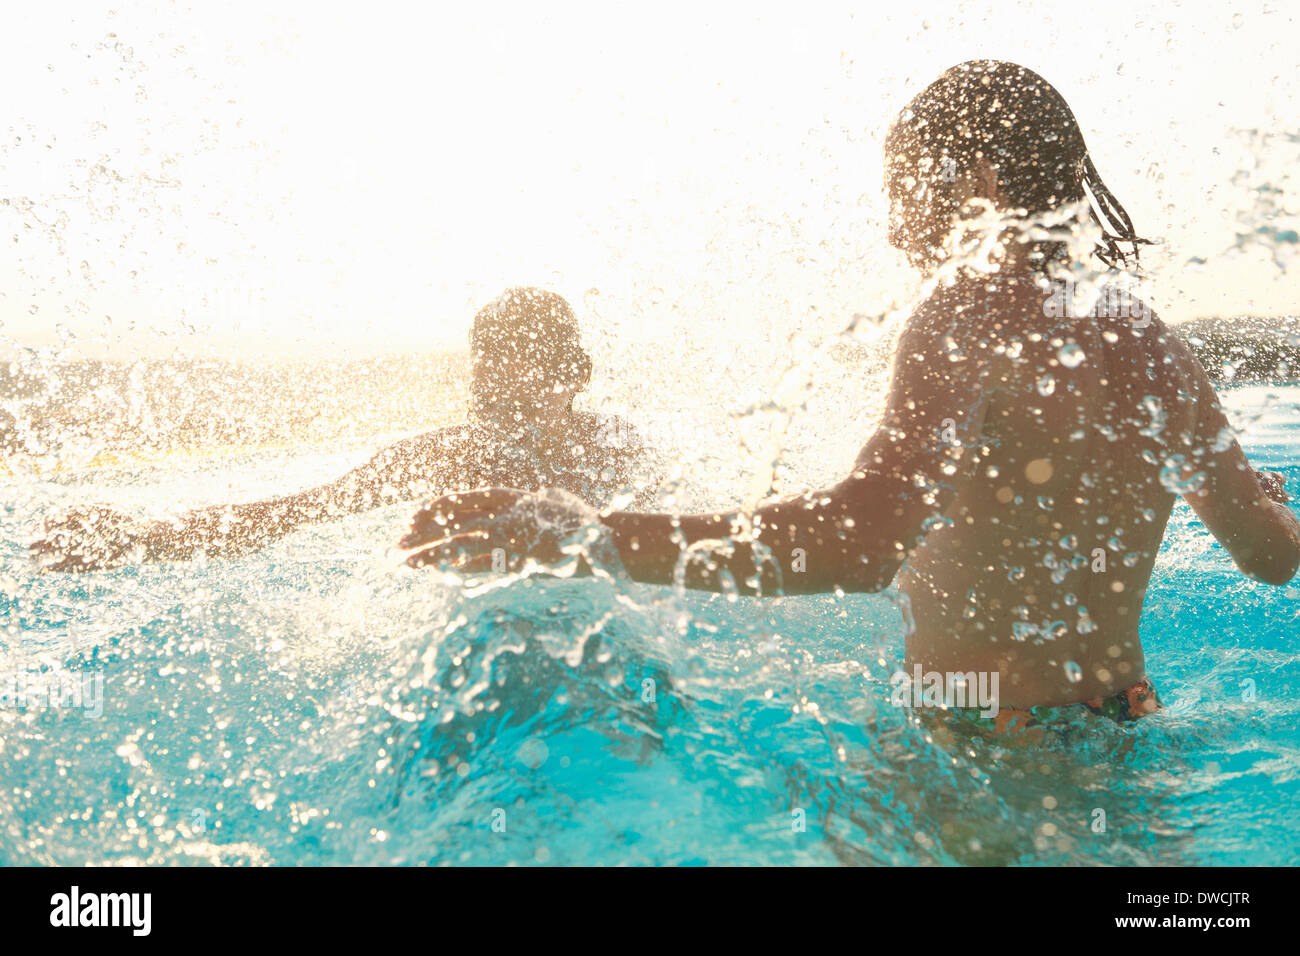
30;505;145;572
400;487;621;577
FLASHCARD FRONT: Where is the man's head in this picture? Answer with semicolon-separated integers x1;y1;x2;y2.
469;287;592;428
884;59;1145;271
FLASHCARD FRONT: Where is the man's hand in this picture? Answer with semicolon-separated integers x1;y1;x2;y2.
1256;470;1290;504
400;487;620;576
31;505;144;573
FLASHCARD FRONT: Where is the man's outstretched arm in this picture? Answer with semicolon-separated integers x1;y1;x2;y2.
34;434;442;571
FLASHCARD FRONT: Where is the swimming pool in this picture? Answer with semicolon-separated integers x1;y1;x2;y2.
2;382;1297;865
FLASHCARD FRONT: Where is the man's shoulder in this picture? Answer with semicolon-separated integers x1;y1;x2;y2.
572;410;646;450
380;423;478;462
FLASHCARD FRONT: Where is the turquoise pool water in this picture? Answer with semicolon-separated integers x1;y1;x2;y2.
2;383;1298;866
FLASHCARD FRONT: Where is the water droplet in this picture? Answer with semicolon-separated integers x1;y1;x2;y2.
1160;459;1207;494
516;738;550;769
1012;622;1037;642
1058;344;1086;368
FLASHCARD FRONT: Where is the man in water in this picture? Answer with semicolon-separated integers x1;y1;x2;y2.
33;287;657;571
401;62;1299;727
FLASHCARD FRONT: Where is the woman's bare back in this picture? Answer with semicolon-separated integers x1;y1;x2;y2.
901;277;1200;706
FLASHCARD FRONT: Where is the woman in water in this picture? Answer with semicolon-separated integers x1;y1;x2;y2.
403;61;1298;728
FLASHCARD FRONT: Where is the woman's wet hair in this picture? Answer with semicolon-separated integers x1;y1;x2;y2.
885;59;1149;269
469;287;592;419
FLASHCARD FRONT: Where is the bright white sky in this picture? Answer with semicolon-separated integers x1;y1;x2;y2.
2;0;1297;357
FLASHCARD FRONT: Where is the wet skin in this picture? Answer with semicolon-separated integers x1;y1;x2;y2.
892;272;1234;706
32;409;653;572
